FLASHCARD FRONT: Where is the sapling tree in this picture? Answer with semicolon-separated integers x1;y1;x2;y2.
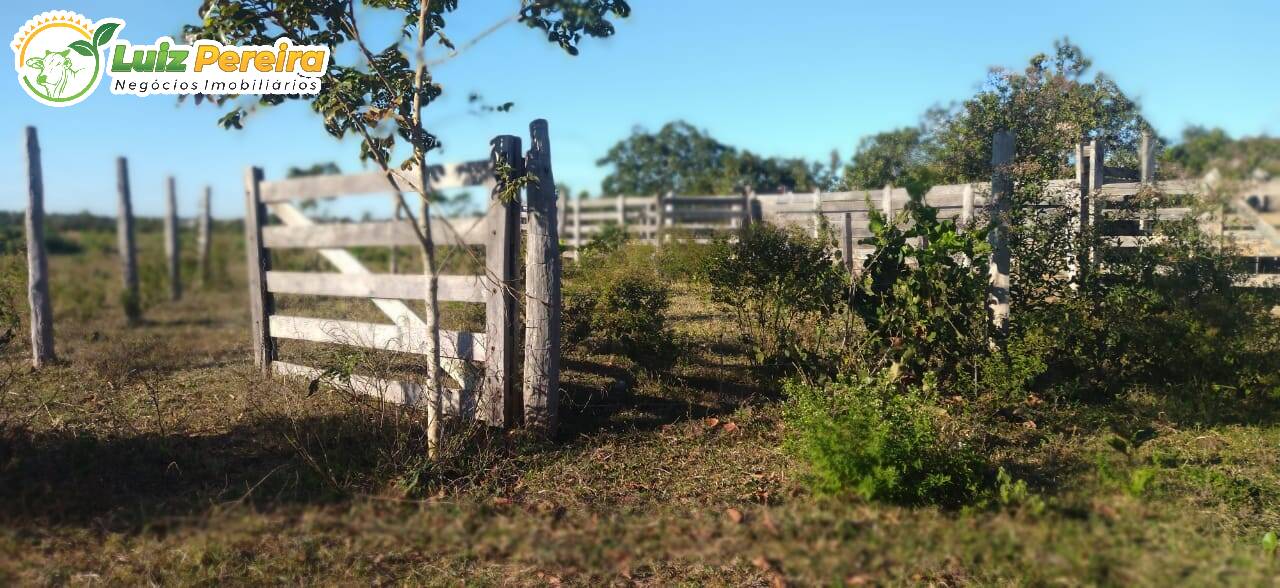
186;0;629;457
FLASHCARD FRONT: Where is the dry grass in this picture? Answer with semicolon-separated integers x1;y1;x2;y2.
1;229;1279;585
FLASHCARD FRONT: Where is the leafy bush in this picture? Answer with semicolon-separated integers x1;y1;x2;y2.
783;372;983;506
853;199;990;381
577;222;629;258
655;239;714;283
562;244;676;370
1010;208;1280;402
706;223;848;370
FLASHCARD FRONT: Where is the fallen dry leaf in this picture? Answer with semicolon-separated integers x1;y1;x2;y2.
722;421;739;433
760;509;780;535
704;417;720;428
725;507;744;524
752;556;787;588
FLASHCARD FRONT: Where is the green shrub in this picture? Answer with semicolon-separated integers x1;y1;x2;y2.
853;199;990;382
783;372;983;506
1011;212;1280;402
578;222;629;258
655;240;714;283
706;223;848;370
562;244;676;370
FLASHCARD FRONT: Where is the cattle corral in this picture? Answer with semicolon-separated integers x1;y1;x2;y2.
7;123;1280;585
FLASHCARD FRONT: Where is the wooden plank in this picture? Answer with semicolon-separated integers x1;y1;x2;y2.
1099;207;1192;220
258;160;493;203
165;176;181;301
1235;274;1280;288
265;271;486;303
574;210;627;223
484;135;521;427
24;126;54;367
666;208;744;222
243;167;275;373
116;156;140;323
523;119;561;433
272;361;475;417
268;315;484;361
663;195;745;204
1099;179;1202;198
1230;198;1280;249
262;217;486;249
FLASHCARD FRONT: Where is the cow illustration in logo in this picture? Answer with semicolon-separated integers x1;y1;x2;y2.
27;47;83;97
11;11;122;107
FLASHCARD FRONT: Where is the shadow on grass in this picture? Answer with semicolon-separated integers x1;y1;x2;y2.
557;350;776;440
0;413;400;531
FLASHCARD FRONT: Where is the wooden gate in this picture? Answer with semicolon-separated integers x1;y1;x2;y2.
242;139;525;427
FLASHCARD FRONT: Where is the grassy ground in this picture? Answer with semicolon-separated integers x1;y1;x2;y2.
2;229;1279;586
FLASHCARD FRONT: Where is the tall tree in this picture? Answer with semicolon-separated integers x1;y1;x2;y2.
928;39;1146;184
598;121;822;195
1164;126;1280;178
189;0;629;457
841;126;936;195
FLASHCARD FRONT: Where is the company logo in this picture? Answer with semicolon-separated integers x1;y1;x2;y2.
12;11;331;107
11;11;121;107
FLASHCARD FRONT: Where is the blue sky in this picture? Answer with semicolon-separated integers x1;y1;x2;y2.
2;0;1279;219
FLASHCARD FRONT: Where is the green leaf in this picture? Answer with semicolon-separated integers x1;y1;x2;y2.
1263;531;1278;555
68;40;95;57
92;22;120;47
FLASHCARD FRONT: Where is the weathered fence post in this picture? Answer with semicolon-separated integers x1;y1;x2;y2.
742;187;755;228
811;189;822;238
198;185;212;287
485;135;522;427
961;183;974;225
557;188;567;243
523;120;561;433
164;176;181;301
24;126;54;367
1139;131;1155;184
116;156;140;323
572;190;582;253
243;167;275;374
1139;130;1155;235
988;130;1014;337
841;211;854;270
389;203;401;273
617;192;627;228
1072;139;1104;277
881;184;894;219
658;191;672;243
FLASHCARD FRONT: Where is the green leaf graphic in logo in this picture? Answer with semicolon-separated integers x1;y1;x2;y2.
92;22;119;48
68;40;94;57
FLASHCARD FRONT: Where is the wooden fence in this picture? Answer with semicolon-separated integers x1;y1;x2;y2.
244;122;561;431
556;136;1279;287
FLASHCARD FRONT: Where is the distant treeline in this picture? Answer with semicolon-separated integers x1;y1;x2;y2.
0;211;243;255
